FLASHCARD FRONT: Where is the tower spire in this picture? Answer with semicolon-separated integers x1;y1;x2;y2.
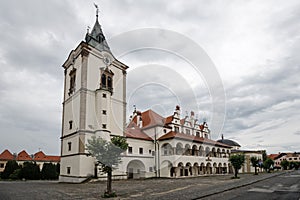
85;3;111;52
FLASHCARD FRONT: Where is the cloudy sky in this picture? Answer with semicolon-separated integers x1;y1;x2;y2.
0;0;299;155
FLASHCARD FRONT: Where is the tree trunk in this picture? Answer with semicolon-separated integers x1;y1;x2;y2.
234;167;238;178
107;169;112;194
254;166;257;175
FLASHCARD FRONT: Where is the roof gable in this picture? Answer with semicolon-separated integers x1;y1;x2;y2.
0;149;14;160
17;150;33;161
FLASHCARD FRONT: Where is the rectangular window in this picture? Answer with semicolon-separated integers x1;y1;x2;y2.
67;167;71;174
102;93;107;98
139;148;143;155
68;69;76;96
102;124;107;129
196;132;200;137
69;120;73;130
68;142;72;151
186;129;190;135
149;150;152;154
128;147;132;154
152;151;155;156
174;126;179;132
102;110;107;115
0;163;4;168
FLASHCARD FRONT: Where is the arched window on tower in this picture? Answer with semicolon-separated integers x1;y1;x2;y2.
101;74;106;88
107;76;112;91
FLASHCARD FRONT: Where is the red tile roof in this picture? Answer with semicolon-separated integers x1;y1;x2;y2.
158;131;231;148
133;109;165;128
164;115;173;125
268;154;279;160
16;150;33;161
33;151;60;162
0;149;14;160
125;127;153;141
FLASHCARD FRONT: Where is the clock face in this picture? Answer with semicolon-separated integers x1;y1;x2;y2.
104;56;110;65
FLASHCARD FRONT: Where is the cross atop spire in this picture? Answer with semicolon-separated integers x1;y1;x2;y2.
94;3;99;20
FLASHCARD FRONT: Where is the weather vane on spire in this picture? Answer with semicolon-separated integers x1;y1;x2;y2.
94;3;99;20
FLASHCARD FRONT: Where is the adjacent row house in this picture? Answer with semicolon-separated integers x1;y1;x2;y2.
0;149;60;172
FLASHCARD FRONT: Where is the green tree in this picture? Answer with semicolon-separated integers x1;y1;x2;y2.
294;162;300;170
9;169;21;180
86;136;128;197
1;160;20;179
229;154;245;178
280;160;289;170
250;157;259;175
262;150;267;161
56;163;60;179
263;158;274;173
20;162;40;180
41;163;58;180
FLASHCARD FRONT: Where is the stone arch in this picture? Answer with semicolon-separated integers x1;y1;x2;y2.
206;162;212;174
185;162;192;176
127;160;146;179
217;148;221;158
193;162;200;175
218;163;222;174
162;143;173;156
213;162;217;174
176;142;183;155
161;160;173;177
200;162;205;174
199;146;204;156
177;162;184;176
184;144;191;156
222;149;226;158
223;163;227;173
205;147;210;157
192;145;198;156
212;147;216;157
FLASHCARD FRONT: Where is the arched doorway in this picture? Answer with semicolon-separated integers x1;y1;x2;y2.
161;160;173;177
127;160;146;179
193;163;199;175
206;163;212;174
177;162;184;177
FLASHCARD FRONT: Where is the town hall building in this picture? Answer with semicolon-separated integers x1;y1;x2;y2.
59;7;232;183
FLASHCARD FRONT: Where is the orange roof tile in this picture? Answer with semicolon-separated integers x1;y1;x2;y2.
16;150;33;161
34;151;60;162
0;149;14;160
164;115;173;125
44;156;60;162
158;131;231;148
132;109;165;128
125;127;153;141
268;154;279;160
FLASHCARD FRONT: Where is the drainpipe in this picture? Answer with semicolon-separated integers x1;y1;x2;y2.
158;139;160;177
154;128;157;177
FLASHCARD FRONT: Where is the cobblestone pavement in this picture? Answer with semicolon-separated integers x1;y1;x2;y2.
0;171;289;200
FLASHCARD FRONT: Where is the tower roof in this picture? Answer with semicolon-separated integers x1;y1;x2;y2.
85;5;111;52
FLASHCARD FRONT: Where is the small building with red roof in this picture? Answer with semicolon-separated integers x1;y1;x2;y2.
0;149;60;172
0;149;15;172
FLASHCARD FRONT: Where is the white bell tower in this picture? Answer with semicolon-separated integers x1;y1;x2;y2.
59;5;128;183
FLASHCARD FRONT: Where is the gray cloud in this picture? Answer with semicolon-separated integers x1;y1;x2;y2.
0;0;299;155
